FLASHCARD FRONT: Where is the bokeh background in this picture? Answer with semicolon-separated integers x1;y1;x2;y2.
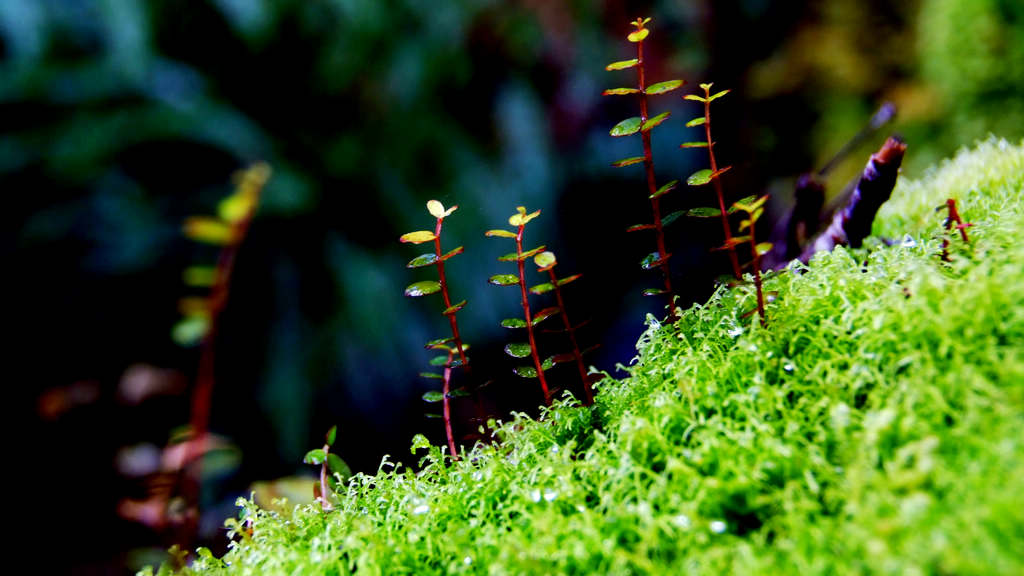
9;0;1023;573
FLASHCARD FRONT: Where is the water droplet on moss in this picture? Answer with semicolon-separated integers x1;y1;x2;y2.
727;326;743;337
412;503;430;515
464;557;473;566
710;520;727;534
530;489;541;503
783;362;795;373
543;488;558;502
673;514;692;530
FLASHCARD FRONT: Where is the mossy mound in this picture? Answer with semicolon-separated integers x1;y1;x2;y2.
160;138;1024;575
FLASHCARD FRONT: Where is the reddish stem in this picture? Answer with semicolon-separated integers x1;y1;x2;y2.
441;349;458;458
548;268;592;405
432;216;465;460
516;225;551;405
703;87;742;280
318;445;332;511
635;37;677;321
177;185;261;549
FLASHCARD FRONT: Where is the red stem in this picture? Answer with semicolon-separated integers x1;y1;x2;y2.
635;37;677;321
433;217;463;460
318;444;331;511
516;225;551;404
441;349;458;458
548;268;592;405
704;88;742;280
178;188;260;548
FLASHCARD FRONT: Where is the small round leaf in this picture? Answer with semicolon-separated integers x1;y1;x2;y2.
610;117;642;137
534;251;557;268
504;343;532;358
400;231;437;244
404;280;442;297
422;390;445;403
303;449;326;465
426;200;446;218
489;274;520;287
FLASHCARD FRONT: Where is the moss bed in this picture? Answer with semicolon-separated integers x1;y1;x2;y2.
156;138;1024;575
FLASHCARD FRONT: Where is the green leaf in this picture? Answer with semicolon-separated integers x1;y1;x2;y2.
626;223;655;233
326;425;337;446
425;337;453;348
501;318;527;329
218;193;257;224
685;117;707;127
534;251;557;269
424;413;442;419
519;246;547;261
612;156;645;168
399;230;437;244
627;28;649;42
405;280;442;297
532;307;560;326
661;210;685;228
172;315;209;347
422;390;444;403
303;449;326;465
407;253;438;268
443;300;467;315
498;245;546;262
183;217;234;245
419;372;443;379
641;111;671;132
683;94;706;102
733;195;757;208
557;274;582;287
530;282;555;294
429;355;450;366
687;169;714;186
508;206;541;227
440;246;464;261
449;387;472;398
603;87;640;96
485;229;517;238
327;453;351;478
610;117;642;137
488;274;519;286
708;89;731;102
756;242;774;256
640;252;669;270
700;82;713;91
540;357;555;371
646;80;684;95
605;58;639;71
513;366;538;378
686;206;723;218
650;179;678;199
679;141;709;148
642;288;668;296
183;266;217;287
504;343;532;358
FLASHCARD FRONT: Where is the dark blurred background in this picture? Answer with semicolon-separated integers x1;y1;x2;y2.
8;0;1023;573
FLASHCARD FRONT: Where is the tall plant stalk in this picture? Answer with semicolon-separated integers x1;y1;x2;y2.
605;17;686;321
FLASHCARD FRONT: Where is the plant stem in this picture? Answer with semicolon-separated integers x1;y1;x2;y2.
177;187;260;549
433;217;469;368
703;89;742;280
547;268;592;405
516;224;551;404
319;445;331;511
635;37;676;321
441;349;458;458
433;217;464;459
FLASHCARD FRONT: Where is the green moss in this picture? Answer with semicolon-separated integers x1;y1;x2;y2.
160;138;1024;575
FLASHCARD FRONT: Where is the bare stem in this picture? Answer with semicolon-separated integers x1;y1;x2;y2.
516;225;551;404
548;268;592;405
432;217;464;460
